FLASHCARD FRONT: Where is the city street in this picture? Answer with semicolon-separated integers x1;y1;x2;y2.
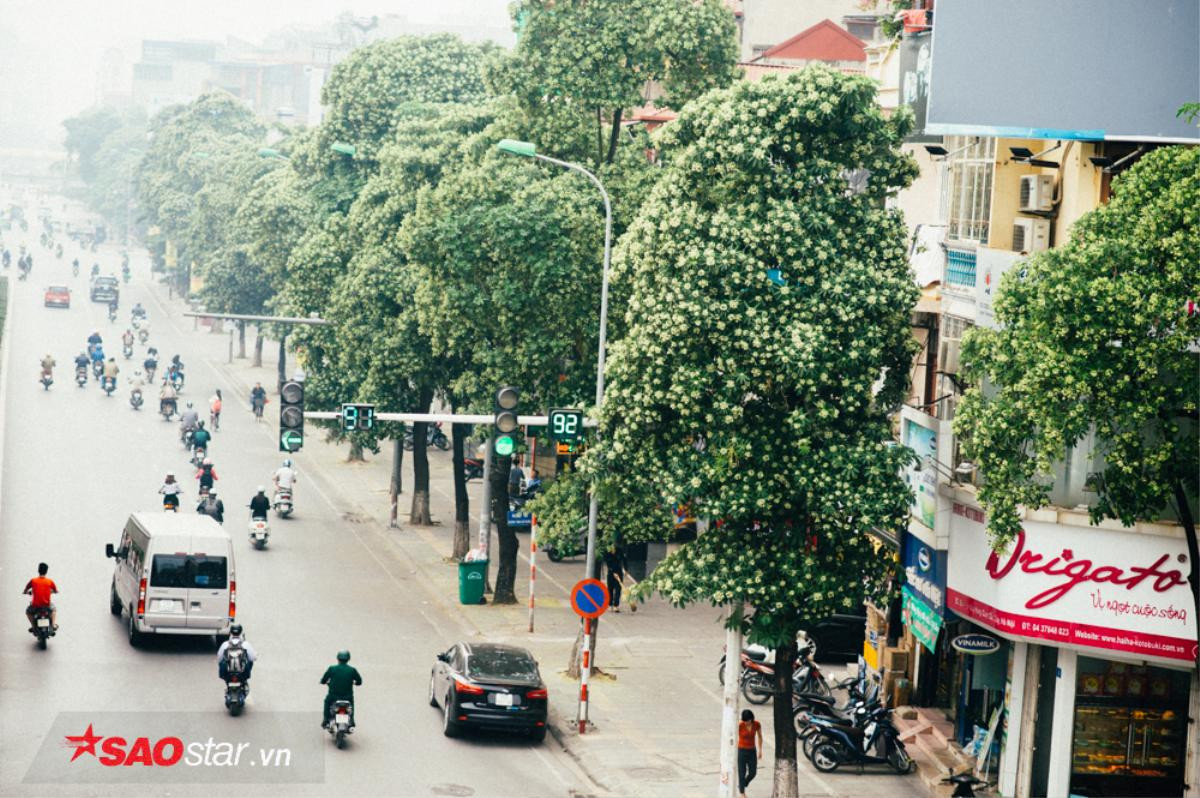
0;241;595;796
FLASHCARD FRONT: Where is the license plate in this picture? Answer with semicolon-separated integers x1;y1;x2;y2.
36;618;50;627
493;693;514;707
152;599;181;612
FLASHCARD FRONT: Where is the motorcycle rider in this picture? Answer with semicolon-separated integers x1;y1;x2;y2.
273;459;296;498
143;349;158;381
159;379;179;417
89;343;106;378
102;358;119;391
121;328;134;350
73;351;90;379
128;369;146;399
217;624;257;685
131;302;147;321
249;487;270;521
71;256;79;273
179;402;200;445
250;382;267;419
159;473;182;510
191;420;212;453
196;458;218;495
86;330;103;353
196;490;225;523
40;353;55;379
23;562;59;633
320;650;362;729
90;262;100;278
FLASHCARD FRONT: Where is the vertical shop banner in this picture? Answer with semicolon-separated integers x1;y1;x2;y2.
902;418;937;529
947;505;1198;665
901;534;947;653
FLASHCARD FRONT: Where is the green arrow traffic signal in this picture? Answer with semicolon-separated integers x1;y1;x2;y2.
280;429;303;452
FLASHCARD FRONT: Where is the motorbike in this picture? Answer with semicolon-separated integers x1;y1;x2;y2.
122;342;133;359
131;316;142;330
327;700;354;748
248;517;270;550
190;447;207;469
732;642;824;704
463;457;484;481
40;372;53;390
162;491;181;512
29;606;56;648
72;262;79;277
273;489;293;519
404;423;450;451
137;328;150;344
130;389;143;410
122;269;130;284
806;703;912;774
224;675;248;716
145;363;157;382
508;480;544;512
182;427;196;449
91;359;103;380
160;399;177;421
17;267;27;281
544;525;588;563
170;369;185;391
102;376;116;396
252;396;266;420
75;366;88;387
107;306;117;323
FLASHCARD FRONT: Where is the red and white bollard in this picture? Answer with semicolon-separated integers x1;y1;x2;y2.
528;516;538;633
578;617;592;734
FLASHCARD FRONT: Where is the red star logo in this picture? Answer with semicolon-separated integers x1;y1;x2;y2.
65;723;103;762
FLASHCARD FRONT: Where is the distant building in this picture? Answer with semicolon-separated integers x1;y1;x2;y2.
738;0;882;62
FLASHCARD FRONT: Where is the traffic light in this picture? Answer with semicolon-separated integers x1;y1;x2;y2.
341;403;375;432
279;380;304;452
494;386;519;455
548;408;584;443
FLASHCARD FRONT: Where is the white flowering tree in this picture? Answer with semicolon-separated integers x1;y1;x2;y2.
594;67;919;796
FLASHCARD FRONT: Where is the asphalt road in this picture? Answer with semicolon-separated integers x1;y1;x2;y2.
0;231;594;796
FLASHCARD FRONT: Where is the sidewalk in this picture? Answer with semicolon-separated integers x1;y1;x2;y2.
148;275;929;798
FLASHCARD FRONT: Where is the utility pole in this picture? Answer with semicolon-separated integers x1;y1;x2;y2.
718;602;744;798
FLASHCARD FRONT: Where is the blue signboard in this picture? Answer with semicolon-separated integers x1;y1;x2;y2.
901;534;947;616
507;510;532;528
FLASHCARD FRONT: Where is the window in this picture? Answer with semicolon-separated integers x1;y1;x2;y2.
149;555;227;588
944;136;995;244
191;556;227;589
467;648;539;681
751;44;771;59
150;555;189;588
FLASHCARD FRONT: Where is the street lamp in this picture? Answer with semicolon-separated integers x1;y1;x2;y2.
497;138;613;585
331;142;356;157
257;147;289;161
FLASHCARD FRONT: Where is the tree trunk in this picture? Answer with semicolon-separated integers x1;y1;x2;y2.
451;421;471;560
409;388;434;526
605;107;623;164
252;331;263;367
771;638;799;798
596;107;604;166
346;440;365;462
1174;482;1200;672
237;321;246;358
276;335;287;390
389;438;403;528
491;455;518;604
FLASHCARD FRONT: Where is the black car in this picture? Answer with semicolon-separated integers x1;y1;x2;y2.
90;275;119;303
802;605;867;663
429;642;548;742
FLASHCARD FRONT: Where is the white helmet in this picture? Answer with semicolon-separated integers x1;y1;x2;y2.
256;485;266;494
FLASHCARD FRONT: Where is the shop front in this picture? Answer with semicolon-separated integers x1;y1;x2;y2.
947;504;1198;798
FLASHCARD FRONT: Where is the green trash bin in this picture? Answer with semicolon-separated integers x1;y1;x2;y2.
458;559;488;605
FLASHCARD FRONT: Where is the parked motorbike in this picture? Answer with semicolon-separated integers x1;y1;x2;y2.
509;480;544;512
327;699;354;748
736;642;824;705
224;676;248;716
543;524;588;563
40;372;52;391
29;605;55;649
273;489;293;519
248;517;270;550
463;457;484;481
75;366;88;388
806;703;912;774
130;388;143;410
122;342;133;359
102;376;116;396
404;423;450;451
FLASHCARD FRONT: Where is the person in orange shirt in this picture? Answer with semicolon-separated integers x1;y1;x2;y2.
737;708;763;797
23;562;58;632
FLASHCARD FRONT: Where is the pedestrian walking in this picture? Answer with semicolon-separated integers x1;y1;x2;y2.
603;545;626;613
737;709;763;798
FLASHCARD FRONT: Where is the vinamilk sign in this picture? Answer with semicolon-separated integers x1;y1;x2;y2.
947;506;1198;666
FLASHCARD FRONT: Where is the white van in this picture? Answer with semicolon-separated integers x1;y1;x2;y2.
105;512;236;647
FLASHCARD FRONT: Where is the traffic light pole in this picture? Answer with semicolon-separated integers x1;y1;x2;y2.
181;311;329;392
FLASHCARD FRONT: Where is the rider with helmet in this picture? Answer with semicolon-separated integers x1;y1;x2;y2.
321;650;363;729
192;420;212;452
218;624;257;685
249;486;270;521
196;459;218;495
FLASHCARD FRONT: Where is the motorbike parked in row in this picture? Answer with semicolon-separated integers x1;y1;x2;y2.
726;642;829;705
543;524;588;563
463;457;484;482
404;422;449;451
328;700;354;748
805;702;912;774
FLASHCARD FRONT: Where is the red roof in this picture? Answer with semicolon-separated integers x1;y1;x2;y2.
758;19;866;63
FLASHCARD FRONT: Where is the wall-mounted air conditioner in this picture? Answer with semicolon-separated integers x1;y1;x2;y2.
938;337;961;376
1012;216;1051;253
1019;174;1054;212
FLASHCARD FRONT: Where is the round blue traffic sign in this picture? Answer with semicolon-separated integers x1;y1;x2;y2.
571;579;610;619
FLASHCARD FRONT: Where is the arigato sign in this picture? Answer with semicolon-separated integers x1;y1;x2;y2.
947;509;1198;665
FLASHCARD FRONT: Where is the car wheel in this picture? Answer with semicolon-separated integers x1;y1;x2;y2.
127;607;144;647
429;672;439;707
442;693;459;738
109;582;121;616
529;727;546;744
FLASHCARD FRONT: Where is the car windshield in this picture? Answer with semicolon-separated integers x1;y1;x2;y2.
48;285;68;292
96;277;117;285
466;648;539;681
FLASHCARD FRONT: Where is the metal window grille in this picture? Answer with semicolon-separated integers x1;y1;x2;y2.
945;248;977;287
945;136;995;244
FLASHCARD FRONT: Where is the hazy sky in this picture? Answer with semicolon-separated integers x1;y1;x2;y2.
0;0;513;149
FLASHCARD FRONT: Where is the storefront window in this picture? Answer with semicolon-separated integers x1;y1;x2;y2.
1070;656;1189;797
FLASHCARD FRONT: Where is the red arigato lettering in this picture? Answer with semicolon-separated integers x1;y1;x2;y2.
985;529;1187;609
